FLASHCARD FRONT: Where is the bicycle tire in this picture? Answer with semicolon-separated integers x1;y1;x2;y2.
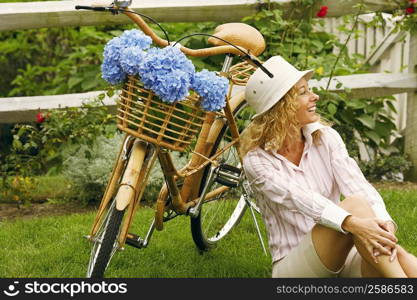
87;138;148;278
191;99;250;251
87;200;125;278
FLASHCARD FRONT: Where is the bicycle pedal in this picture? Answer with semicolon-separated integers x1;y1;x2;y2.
215;164;242;188
125;233;145;249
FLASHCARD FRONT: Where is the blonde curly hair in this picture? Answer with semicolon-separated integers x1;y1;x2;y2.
240;86;330;157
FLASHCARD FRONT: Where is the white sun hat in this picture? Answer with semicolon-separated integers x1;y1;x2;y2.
245;56;314;119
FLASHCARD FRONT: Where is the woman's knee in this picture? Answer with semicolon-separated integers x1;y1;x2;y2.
397;245;409;260
340;194;375;218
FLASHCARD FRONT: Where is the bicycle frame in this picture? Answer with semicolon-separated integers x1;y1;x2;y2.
89;80;245;249
85;6;255;251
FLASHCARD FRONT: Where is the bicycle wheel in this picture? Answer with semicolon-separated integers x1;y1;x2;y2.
191;99;251;250
87;139;148;278
87;200;125;278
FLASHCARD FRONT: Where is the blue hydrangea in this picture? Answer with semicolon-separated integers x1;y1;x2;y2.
101;57;126;85
119;29;152;50
120;46;145;75
192;69;228;111
102;30;152;84
103;37;123;64
138;47;195;103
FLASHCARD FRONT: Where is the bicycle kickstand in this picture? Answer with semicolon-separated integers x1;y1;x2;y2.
243;191;268;256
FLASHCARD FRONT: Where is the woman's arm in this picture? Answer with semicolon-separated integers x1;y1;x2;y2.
243;149;351;233
325;127;397;230
244;148;398;258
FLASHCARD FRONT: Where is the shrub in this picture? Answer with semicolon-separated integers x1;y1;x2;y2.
62;133;189;205
359;154;412;182
1;96;116;178
243;2;412;179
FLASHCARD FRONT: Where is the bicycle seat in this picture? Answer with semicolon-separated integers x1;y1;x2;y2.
208;23;266;56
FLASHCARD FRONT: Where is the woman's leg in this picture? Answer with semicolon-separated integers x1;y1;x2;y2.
361;245;417;278
397;245;417;277
312;195;406;277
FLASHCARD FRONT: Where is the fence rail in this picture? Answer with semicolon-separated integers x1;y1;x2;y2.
0;0;399;31
2;73;415;124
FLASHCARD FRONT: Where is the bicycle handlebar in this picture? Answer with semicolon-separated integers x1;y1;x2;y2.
75;5;273;78
75;5;115;12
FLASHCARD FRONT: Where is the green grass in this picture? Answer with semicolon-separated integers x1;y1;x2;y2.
378;188;417;255
0;187;416;278
0;205;271;278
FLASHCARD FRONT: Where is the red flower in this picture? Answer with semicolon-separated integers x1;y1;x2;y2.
409;0;416;3
316;6;328;18
36;112;46;123
406;7;415;14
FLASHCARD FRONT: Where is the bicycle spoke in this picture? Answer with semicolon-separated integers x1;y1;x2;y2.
191;100;256;249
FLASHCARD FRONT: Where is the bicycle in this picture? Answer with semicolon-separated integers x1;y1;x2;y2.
75;1;270;278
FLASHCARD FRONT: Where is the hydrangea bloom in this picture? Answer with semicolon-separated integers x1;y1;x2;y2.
138;47;195;102
101;57;126;85
192;69;228;111
120;46;146;75
102;30;230;109
103;37;123;64
119;29;152;50
102;30;152;84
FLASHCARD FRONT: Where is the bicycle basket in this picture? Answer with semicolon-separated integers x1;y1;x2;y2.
117;76;206;152
229;61;257;86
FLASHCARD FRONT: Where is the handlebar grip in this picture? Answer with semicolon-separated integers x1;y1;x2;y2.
75;5;106;11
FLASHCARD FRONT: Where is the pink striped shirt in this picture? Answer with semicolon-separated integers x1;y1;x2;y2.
243;122;394;263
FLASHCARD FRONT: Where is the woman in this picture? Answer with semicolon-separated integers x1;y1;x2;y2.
241;56;417;278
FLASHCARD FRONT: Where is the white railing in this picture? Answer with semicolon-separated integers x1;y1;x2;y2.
0;0;398;31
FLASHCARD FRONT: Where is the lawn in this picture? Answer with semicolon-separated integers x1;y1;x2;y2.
0;186;416;278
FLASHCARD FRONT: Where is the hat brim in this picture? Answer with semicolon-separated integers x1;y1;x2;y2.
250;69;314;120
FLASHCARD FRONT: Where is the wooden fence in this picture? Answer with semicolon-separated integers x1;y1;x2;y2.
0;0;416;179
324;13;411;133
323;13;417;181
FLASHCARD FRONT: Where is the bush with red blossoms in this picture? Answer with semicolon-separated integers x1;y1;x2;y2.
406;7;415;14
316;6;328;18
36;112;46;123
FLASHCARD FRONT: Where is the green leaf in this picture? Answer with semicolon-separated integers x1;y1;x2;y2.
12;139;23;150
98;93;105;101
346;99;366;109
386;101;397;113
364;130;380;145
327;103;337;115
68;77;83;90
357;115;375;129
311;40;323;50
365;103;383;114
81;77;97;91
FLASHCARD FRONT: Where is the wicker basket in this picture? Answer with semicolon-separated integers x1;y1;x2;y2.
117;76;206;152
229;61;257;85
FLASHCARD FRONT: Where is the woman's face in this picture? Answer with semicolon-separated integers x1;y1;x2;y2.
295;78;319;126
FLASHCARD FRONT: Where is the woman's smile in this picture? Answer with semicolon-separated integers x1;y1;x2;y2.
295;78;320;125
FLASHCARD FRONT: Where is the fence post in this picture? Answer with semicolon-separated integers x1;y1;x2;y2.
404;34;417;181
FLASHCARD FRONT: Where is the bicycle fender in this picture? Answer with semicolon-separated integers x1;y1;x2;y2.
115;141;147;211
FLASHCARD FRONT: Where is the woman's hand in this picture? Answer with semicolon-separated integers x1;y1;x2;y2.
342;216;398;264
379;221;398;262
